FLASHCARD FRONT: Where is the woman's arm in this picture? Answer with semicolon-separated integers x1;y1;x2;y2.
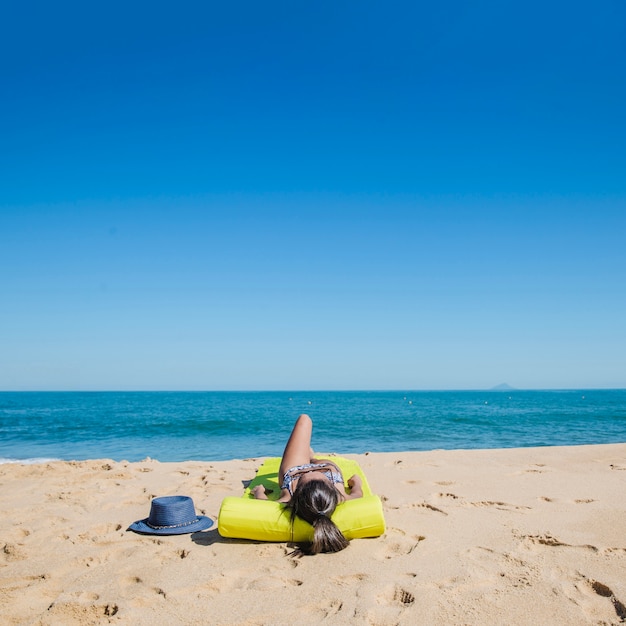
344;474;363;500
251;485;269;500
251;484;291;502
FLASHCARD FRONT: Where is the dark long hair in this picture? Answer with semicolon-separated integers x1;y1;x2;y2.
287;479;349;555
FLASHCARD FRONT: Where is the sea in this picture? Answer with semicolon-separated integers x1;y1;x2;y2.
1;390;625;464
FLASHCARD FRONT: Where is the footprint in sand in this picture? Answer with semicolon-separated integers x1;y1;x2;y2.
365;586;416;625
74;591;100;602
46;598;119;621
589;580;626;621
410;502;447;515
377;528;424;559
542;495;595;505
123;575;143;585
320;598;344;618
78;554;110;568
518;532;599;552
247;576;304;591
300;596;347;621
469;500;531;511
519;464;548;474
1;573;50;594
2;542;27;562
77;523;123;542
331;573;369;586
201;570;248;595
377;585;416;607
464;545;538;588
566;574;626;623
436;492;459;500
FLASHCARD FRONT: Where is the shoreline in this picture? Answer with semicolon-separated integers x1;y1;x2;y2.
2;440;626;466
2;444;625;624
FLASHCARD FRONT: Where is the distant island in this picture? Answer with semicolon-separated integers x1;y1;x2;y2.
490;383;517;391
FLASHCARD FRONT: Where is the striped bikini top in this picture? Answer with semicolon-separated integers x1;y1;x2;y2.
281;462;344;496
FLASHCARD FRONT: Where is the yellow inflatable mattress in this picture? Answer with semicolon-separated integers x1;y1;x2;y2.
218;456;385;542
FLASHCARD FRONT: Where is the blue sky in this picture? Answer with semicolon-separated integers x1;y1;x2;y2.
1;1;625;390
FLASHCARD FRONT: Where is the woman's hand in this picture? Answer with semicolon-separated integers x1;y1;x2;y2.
347;474;361;489
347;474;363;498
251;485;269;500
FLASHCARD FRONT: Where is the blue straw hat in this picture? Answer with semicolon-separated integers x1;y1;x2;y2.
129;495;213;535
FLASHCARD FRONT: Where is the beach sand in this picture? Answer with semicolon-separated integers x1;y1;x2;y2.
1;444;625;625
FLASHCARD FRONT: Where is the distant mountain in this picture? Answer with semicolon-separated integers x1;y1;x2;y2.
490;383;516;391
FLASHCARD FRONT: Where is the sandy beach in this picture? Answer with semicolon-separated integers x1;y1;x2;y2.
2;444;625;625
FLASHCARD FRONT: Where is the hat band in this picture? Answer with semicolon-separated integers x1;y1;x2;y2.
146;517;200;530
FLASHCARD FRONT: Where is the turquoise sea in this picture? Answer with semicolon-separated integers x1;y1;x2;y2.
1;390;625;463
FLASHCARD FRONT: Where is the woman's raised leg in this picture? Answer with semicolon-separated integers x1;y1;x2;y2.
279;414;313;480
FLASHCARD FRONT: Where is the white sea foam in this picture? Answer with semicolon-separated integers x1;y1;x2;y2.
0;457;61;465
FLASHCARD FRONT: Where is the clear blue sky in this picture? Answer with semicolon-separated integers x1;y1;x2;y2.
1;1;625;390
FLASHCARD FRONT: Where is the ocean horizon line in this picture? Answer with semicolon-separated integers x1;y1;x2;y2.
1;386;625;393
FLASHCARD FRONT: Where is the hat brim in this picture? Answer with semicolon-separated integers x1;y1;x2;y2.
128;515;214;535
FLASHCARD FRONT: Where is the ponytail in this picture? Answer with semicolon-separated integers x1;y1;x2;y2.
287;480;349;555
310;513;349;554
